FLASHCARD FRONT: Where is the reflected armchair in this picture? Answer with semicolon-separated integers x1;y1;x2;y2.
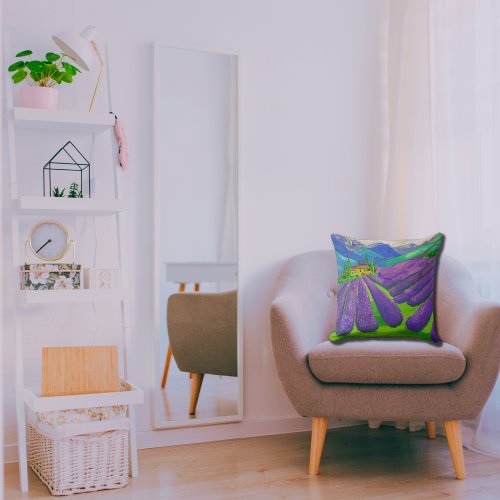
167;289;237;415
270;251;500;478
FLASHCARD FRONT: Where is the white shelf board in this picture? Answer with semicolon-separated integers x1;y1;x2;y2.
24;380;143;412
17;196;124;215
14;107;115;133
19;288;127;304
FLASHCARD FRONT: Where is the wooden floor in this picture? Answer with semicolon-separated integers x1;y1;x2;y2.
4;425;500;499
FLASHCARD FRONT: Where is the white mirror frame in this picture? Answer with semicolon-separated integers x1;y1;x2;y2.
152;40;243;429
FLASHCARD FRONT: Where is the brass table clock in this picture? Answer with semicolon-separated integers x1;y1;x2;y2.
21;220;81;290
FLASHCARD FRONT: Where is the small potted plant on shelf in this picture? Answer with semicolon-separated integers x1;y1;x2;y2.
51;187;65;197
7;50;81;109
68;182;83;198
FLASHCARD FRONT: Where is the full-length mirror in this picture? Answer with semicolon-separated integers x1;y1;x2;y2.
153;43;241;428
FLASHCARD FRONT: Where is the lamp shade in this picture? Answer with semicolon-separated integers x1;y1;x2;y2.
52;26;97;71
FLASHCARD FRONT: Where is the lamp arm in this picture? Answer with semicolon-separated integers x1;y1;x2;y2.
89;41;104;112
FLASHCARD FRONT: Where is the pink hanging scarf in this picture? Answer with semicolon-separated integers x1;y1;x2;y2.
113;114;129;170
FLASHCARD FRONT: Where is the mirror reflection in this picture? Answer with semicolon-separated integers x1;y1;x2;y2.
154;45;239;427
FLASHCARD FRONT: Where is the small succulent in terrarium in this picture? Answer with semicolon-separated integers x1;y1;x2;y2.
68;182;83;198
51;186;65;197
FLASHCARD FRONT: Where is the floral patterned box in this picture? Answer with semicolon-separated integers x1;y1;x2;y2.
20;263;81;290
36;405;127;426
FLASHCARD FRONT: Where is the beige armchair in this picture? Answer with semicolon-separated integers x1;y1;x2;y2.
270;251;500;478
167;289;237;415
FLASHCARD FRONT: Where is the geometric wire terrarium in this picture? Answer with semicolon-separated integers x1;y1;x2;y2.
43;141;91;198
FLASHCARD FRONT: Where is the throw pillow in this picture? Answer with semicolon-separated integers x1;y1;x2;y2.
329;232;444;343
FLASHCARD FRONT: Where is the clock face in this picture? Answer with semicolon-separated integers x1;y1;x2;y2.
29;220;69;261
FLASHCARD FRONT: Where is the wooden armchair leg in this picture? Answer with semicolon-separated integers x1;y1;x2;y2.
425;421;436;439
443;420;466;479
189;373;204;415
309;417;328;475
161;345;173;388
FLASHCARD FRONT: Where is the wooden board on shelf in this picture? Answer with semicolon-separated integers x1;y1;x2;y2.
41;346;120;396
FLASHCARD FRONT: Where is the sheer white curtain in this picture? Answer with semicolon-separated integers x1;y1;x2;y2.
382;0;500;456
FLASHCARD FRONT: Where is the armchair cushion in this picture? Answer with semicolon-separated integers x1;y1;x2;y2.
308;339;466;384
330;233;444;343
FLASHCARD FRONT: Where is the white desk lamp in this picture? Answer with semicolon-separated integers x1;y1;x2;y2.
52;26;104;112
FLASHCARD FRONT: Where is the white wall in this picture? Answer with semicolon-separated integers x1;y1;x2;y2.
2;0;386;458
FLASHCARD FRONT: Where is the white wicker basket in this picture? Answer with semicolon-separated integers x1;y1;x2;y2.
28;422;129;496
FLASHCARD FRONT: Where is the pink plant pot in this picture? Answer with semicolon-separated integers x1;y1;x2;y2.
19;86;59;110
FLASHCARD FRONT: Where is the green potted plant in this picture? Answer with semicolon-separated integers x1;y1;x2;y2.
68;182;83;198
8;50;81;109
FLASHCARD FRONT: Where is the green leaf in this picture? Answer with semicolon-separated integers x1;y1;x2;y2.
8;61;25;72
62;62;79;76
44;64;57;76
61;72;73;83
68;182;82;198
26;61;45;73
51;186;65;197
15;50;32;57
12;69;27;84
45;52;60;62
31;72;41;82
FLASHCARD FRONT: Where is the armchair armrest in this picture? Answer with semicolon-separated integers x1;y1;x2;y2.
269;251;339;414
435;256;500;415
270;292;334;359
270;250;338;354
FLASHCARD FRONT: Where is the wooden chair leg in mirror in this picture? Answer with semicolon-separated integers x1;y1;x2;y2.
189;373;204;415
309;416;328;475
188;285;199;381
161;345;172;389
161;282;187;388
425;421;436;439
443;420;466;479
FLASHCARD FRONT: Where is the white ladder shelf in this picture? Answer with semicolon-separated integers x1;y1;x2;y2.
5;38;141;493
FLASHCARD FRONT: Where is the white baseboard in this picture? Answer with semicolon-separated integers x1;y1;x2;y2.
3;417;361;463
137;416;360;449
